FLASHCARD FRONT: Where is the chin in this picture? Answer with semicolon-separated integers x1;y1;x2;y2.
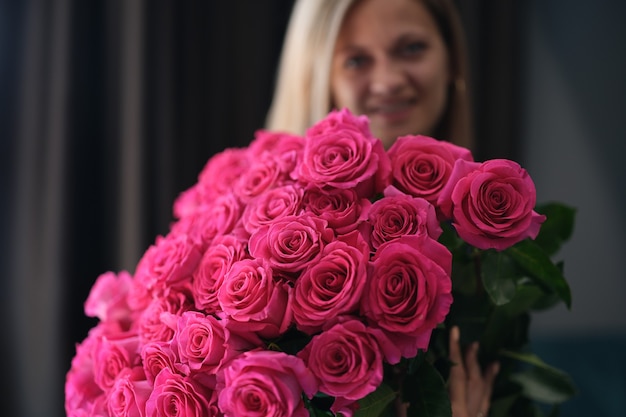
374;125;410;146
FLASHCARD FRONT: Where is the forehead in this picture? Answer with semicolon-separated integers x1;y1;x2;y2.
336;0;441;49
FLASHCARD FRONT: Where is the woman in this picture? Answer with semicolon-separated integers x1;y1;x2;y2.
266;1;497;416
266;0;472;149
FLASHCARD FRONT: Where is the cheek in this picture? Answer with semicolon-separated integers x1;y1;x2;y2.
408;61;450;130
423;53;451;103
427;74;450;120
411;57;449;97
330;74;362;110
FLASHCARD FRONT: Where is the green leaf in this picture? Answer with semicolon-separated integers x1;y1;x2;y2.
505;240;571;309
439;221;464;250
304;394;334;417
405;350;425;375
498;284;559;317
404;361;451;417
307;407;334;417
499;350;577;404
481;250;518;305
534;203;576;256
498;350;554;369
269;328;311;355
510;367;577;404
353;382;396;417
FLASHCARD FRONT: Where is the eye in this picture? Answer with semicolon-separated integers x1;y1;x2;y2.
344;54;370;69
400;41;427;57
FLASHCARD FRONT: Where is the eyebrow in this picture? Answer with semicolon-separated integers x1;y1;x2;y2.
336;32;429;55
334;44;366;55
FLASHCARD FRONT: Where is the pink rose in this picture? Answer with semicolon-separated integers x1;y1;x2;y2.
248;130;305;176
73;395;108;417
387;135;473;207
437;159;547;250
138;291;193;344
92;333;141;391
199;148;250;196
368;186;441;250
170;192;244;251
67;401;108;417
192;235;248;314
241;184;304;237
306;107;373;140
249;129;303;154
293;234;369;334
198;147;250;186
173;147;249;219
326;399;359;417
86;319;134;341
126;276;152;314
248;214;334;277
298;320;383;407
362;235;452;359
297;108;391;197
65;334;104;415
218;258;293;338
302;186;371;236
107;367;151;417
233;155;284;202
217;350;317;417
85;270;133;328
172;311;253;375
133;233;202;298
141;341;180;385
172;183;202;220
146;368;218;417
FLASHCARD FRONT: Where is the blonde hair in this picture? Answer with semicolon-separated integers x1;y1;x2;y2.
266;0;473;149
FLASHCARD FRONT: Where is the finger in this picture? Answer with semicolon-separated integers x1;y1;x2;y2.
464;341;481;381
394;398;409;417
448;326;464;368
464;342;484;413
479;361;500;413
447;326;467;408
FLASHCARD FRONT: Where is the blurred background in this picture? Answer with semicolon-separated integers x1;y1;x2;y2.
1;1;624;416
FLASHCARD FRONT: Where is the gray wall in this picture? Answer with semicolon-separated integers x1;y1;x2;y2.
521;0;626;337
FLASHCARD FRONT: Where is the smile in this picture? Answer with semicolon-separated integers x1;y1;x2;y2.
368;98;417;122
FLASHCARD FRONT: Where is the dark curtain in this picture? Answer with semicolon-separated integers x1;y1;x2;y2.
457;0;524;161
3;1;295;416
0;1;521;416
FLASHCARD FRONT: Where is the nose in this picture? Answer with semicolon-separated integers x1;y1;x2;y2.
369;58;406;95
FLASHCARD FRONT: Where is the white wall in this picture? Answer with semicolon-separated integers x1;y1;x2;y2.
521;0;626;336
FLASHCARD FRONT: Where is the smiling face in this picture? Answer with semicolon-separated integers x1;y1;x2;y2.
330;0;451;148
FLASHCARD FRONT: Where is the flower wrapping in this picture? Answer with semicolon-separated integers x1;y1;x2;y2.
66;109;575;417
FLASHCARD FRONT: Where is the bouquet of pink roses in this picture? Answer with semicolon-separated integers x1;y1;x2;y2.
65;109;576;417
